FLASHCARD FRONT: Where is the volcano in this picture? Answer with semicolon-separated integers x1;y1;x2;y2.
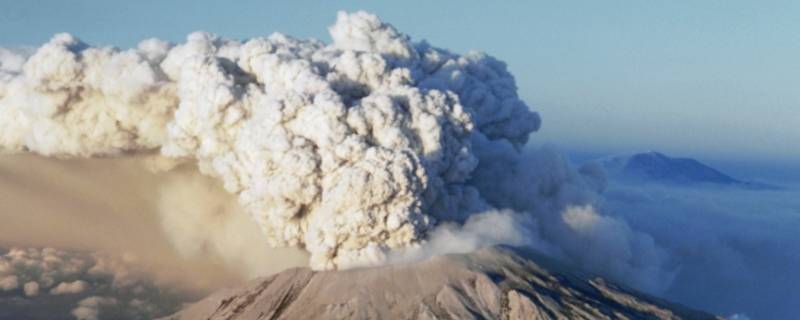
167;246;718;320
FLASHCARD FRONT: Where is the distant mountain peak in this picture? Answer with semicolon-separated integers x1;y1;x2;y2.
599;151;778;189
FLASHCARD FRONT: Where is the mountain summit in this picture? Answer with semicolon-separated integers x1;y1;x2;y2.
600;151;776;189
166;246;718;320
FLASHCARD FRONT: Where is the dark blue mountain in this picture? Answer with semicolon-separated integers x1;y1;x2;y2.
600;151;780;189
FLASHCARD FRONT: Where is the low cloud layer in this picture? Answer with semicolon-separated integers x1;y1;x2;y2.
0;247;194;319
602;179;800;320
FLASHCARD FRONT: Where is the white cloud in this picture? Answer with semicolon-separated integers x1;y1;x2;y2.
50;280;89;295
0;275;18;291
71;296;118;320
23;281;39;297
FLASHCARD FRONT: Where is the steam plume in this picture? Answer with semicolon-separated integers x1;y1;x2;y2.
0;11;669;291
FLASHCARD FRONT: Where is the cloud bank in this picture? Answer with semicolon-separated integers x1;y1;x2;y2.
0;247;191;319
602;181;800;320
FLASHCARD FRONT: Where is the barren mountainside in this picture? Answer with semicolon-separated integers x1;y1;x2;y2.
167;247;719;320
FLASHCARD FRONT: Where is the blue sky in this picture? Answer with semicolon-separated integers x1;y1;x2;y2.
2;0;798;164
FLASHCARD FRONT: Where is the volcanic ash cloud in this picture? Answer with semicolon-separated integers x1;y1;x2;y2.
0;11;666;288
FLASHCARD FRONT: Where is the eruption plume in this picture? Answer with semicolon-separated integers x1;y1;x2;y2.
0;11;669;292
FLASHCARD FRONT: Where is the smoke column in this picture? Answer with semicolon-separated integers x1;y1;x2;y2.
0;11;670;292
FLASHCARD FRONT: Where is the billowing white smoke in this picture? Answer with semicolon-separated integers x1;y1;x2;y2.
0;10;670;291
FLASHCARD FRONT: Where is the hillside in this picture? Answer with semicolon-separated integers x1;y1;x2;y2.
167;246;719;320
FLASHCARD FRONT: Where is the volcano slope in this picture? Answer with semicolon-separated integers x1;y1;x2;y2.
167;246;718;320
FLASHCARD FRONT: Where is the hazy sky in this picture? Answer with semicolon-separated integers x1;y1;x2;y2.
2;0;798;162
